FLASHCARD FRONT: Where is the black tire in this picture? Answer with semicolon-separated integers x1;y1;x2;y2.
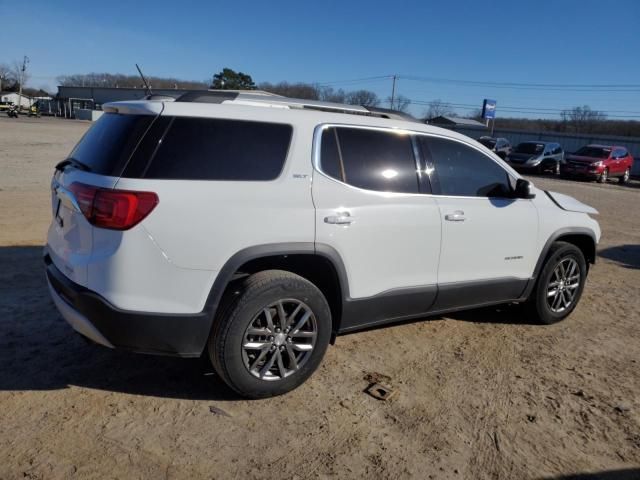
619;168;630;184
524;242;587;325
208;270;331;399
597;168;608;183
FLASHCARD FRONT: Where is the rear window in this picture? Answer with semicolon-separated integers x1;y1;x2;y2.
142;117;292;181
68;113;155;176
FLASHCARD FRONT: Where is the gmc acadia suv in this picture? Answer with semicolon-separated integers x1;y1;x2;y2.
46;91;601;398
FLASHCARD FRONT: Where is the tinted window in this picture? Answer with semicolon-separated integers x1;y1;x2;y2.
574;146;611;159
320;127;419;194
68;113;154;175
144;117;292;180
515;142;544;154
422;137;512;197
478;138;496;149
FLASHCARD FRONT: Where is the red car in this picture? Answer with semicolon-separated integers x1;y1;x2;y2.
562;144;634;184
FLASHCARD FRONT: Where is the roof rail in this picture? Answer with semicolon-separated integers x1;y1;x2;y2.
172;90;420;123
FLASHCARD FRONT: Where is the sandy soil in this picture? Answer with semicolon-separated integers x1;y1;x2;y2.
0;116;639;480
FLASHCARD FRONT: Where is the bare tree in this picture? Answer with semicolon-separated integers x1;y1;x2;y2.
318;86;347;103
345;89;380;107
259;81;320;99
12;59;30;88
57;72;208;89
424;99;454;120
560;105;607;133
386;94;411;112
467;108;483;121
0;63;15;91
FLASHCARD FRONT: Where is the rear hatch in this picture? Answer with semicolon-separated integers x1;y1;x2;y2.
47;105;162;287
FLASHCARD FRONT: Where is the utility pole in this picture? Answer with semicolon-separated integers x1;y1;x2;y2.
17;55;29;113
390;75;397;110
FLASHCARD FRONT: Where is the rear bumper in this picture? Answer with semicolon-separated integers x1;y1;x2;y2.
45;252;212;357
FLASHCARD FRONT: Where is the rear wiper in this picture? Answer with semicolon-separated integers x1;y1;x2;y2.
55;158;91;172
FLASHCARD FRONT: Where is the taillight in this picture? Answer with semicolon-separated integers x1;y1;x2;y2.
68;182;158;230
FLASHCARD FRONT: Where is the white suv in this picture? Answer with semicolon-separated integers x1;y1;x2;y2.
46;91;601;398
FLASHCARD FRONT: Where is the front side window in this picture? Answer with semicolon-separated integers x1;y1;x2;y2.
319;127;420;194
421;137;513;198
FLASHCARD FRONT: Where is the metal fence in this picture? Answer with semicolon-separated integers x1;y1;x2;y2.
447;126;640;175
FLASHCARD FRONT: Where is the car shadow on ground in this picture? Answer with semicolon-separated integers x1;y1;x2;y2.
543;468;640;480
599;244;640;270
0;246;241;401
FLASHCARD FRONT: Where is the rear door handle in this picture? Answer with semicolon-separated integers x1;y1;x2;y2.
444;211;465;222
324;211;354;225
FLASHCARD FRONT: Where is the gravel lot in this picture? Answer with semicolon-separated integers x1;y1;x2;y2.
1;116;639;479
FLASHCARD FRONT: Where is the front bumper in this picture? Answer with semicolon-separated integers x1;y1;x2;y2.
45;253;212;357
561;164;603;178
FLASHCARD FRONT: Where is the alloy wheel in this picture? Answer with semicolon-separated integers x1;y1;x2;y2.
623;168;630;182
546;257;581;313
241;299;317;381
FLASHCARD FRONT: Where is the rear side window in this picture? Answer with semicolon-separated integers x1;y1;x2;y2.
319;127;419;194
143;117;292;180
422;137;512;197
68;113;154;176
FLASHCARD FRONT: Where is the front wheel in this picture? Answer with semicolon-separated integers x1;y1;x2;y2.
619;168;630;184
208;270;332;399
525;242;587;325
597;168;608;183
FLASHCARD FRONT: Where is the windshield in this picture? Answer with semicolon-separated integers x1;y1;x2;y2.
574;146;611;159
514;143;544;154
478;138;496;148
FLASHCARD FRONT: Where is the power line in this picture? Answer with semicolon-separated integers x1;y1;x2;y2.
316;73;640;92
410;99;640;115
316;75;392;86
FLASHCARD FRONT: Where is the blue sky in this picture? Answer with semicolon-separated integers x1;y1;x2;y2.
1;0;639;118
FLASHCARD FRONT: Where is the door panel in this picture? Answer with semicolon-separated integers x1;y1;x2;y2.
313;173;441;298
312;125;441;300
435;196;538;284
419;135;539;296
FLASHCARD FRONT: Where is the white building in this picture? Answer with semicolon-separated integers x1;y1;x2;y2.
0;92;33;108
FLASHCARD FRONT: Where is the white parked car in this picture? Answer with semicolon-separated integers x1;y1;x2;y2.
46;92;601;398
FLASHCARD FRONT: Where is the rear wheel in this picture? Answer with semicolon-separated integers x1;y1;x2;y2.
525;242;587;325
619;168;630;184
208;270;331;399
597;168;608;183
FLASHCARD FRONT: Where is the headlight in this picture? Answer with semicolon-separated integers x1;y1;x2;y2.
528;156;541;165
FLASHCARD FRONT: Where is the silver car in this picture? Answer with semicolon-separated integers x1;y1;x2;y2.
506;141;564;175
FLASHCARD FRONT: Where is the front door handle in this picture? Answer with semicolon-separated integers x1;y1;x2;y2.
324;211;354;225
444;211;465;222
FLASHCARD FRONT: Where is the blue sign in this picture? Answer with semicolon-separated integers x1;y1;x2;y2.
482;99;497;119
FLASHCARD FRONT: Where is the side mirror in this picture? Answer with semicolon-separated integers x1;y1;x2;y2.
514;179;535;199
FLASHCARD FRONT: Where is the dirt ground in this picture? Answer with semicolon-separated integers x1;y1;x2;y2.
1;116;639;480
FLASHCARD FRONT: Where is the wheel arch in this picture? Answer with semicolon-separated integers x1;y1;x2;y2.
202;243;349;350
520;227;596;301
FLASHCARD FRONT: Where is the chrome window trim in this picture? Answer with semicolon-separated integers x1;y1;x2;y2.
311;122;523;200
